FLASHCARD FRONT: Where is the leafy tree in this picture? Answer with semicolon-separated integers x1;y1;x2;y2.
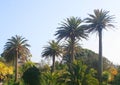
55;17;88;63
42;40;62;73
2;35;31;82
113;73;120;85
102;71;111;85
62;47;113;73
75;48;98;70
22;66;41;85
103;57;114;71
84;9;114;84
19;61;35;76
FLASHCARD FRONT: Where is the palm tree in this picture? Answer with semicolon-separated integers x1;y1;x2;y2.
59;60;99;85
41;71;61;85
42;40;62;73
2;35;30;82
55;17;88;63
62;40;82;63
84;9;114;84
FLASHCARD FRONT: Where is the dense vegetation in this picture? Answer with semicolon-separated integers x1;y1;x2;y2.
0;9;119;85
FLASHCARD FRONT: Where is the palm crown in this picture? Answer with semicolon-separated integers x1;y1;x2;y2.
55;17;88;63
42;40;62;72
2;35;30;63
55;17;88;41
42;40;62;58
85;9;114;33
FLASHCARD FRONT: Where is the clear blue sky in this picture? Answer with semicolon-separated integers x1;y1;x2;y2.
0;0;120;64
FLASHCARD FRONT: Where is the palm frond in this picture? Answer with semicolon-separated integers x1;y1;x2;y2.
85;9;115;33
2;35;31;64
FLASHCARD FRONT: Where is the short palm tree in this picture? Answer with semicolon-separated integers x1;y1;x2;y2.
59;60;99;85
41;71;61;85
55;17;88;63
84;9;114;84
62;40;82;63
42;40;62;73
2;35;30;82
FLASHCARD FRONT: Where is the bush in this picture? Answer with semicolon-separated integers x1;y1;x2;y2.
22;66;40;85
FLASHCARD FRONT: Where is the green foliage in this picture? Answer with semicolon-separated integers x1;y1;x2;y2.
102;71;111;85
59;60;99;85
39;64;51;72
62;40;82;63
3;76;25;85
63;48;113;72
0;57;5;63
55;61;67;71
20;61;35;73
84;74;99;85
22;66;41;85
3;77;14;85
75;48;98;70
113;73;120;85
19;61;35;80
41;71;61;85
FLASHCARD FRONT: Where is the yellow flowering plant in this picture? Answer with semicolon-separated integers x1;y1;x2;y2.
108;67;118;81
0;62;13;81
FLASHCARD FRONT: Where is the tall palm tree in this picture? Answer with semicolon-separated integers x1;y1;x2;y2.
84;9;114;84
55;17;88;63
2;35;30;82
42;40;62;73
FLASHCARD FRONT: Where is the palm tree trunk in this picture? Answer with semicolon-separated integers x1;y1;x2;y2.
51;55;55;73
71;38;75;63
15;48;18;82
98;29;103;85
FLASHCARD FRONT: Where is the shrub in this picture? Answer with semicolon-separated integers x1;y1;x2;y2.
22;66;40;85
